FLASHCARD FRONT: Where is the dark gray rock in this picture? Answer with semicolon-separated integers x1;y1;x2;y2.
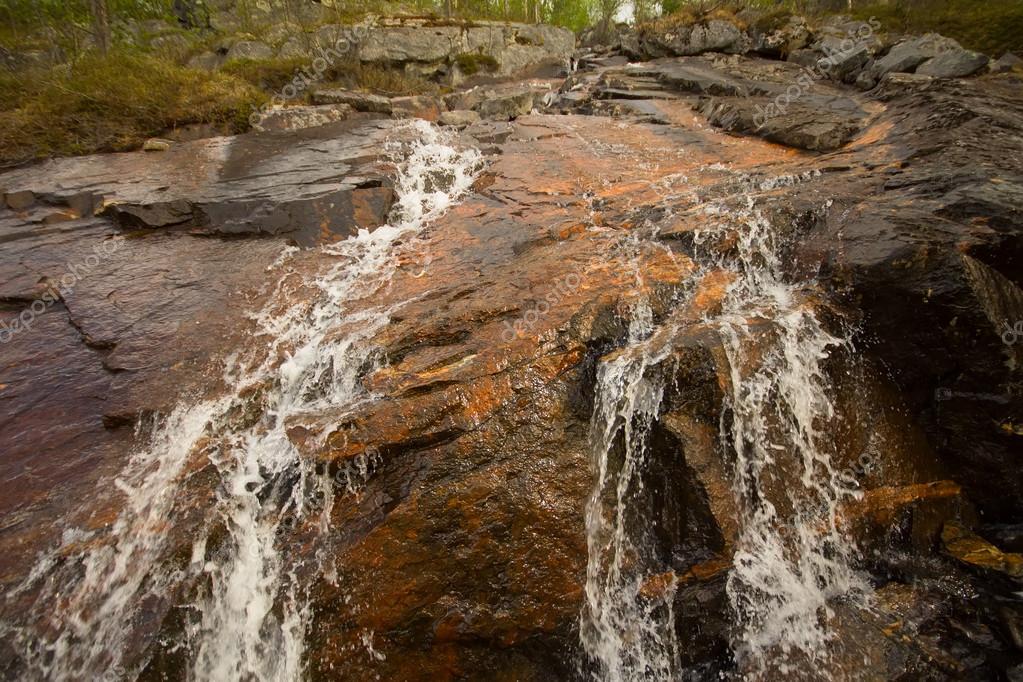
991;52;1022;74
700;95;863;151
871;33;962;78
916;49;990;78
0;119;400;246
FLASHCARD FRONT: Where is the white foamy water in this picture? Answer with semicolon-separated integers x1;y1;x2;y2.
4;120;483;681
582;177;868;680
581;316;680;682
713;196;868;679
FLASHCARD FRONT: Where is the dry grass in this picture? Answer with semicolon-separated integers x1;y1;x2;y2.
0;50;266;167
322;61;441;96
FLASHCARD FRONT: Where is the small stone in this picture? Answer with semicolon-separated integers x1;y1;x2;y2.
143;138;172;152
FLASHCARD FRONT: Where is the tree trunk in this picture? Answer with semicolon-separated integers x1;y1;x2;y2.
90;0;111;54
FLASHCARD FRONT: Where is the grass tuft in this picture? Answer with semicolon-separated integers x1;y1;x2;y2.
454;52;499;76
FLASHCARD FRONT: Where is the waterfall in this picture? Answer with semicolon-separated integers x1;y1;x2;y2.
581;308;681;682
4;120;484;681
715;197;868;678
581;176;868;680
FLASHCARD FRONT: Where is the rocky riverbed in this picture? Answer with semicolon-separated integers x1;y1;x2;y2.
1;12;1023;682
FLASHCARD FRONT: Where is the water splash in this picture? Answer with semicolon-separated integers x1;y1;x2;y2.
4;120;483;681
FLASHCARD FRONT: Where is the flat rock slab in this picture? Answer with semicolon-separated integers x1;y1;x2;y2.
310;88;393;114
0;119;402;246
579;56;871;151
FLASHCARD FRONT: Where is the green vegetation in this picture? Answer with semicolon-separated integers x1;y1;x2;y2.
454;52;499;76
0;50;264;167
657;0;1023;56
321;62;441;96
848;0;1023;56
221;55;314;90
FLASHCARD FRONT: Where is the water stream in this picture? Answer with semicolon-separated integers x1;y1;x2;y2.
4;120;484;681
581;174;869;680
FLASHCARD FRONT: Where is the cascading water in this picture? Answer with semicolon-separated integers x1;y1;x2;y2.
581;172;868;680
3;120;483;680
714;195;868;678
581;313;681;682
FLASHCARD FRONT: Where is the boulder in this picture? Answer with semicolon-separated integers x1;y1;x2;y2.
700;95;864;152
991;52;1022;74
870;33;962;79
640;19;749;59
187;50;224;71
822;43;871;83
750;15;811;58
445;81;555;120
142;138;172;152
358;25;462;63
149;33;191;60
276;36;310;60
916;49;990;78
225;40;273;62
478;90;536;120
390;95;444;122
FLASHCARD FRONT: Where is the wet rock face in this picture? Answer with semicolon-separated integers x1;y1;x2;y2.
0;119;400;246
2;26;1023;682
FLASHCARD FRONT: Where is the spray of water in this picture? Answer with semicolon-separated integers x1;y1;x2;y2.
4;120;483;681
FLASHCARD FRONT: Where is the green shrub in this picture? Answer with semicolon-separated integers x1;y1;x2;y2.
321;62;441;96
